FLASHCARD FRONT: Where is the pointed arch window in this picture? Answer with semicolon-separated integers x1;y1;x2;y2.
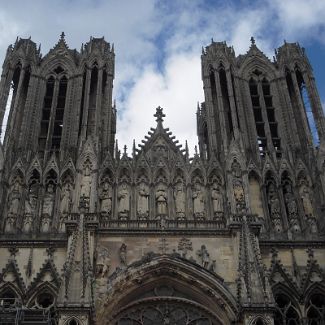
274;294;301;325
249;78;267;156
38;67;68;155
296;67;319;146
249;76;281;157
2;63;31;145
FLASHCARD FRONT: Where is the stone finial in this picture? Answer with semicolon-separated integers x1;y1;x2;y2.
250;36;256;46
154;106;165;124
60;32;65;41
123;145;127;156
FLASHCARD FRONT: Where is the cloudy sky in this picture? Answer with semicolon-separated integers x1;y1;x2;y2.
0;0;324;153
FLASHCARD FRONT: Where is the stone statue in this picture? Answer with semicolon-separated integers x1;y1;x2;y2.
119;243;127;266
99;179;112;215
117;183;130;219
137;182;149;218
192;183;205;219
299;182;313;217
40;215;51;233
155;184;167;215
80;162;92;199
231;159;242;178
196;244;210;268
268;183;282;232
174;181;186;219
5;177;23;233
96;247;110;278
233;179;245;213
60;180;72;214
211;182;223;217
284;184;300;232
42;183;55;216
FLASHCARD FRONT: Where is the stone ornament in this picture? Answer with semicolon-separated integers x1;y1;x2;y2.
174;181;186;220
177;237;193;258
117;182;130;220
137;181;149;219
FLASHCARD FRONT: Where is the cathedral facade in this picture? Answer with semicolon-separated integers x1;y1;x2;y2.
0;34;324;325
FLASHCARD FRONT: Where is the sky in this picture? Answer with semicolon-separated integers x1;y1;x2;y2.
0;0;324;154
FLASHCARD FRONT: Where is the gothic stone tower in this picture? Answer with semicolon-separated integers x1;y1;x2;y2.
0;35;324;325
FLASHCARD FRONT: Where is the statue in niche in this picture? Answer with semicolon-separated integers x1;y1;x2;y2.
155;183;168;216
233;179;246;213
99;179;112;215
95;246;110;278
23;183;39;233
299;181;313;217
231;159;242;178
284;183;300;232
5;177;23;233
267;183;282;232
80;161;92;199
117;182;130;220
178;237;192;258
60;180;72;214
211;182;224;219
137;181;149;219
119;243;127;266
174;181;186;220
42;183;55;217
40;215;51;233
192;182;205;219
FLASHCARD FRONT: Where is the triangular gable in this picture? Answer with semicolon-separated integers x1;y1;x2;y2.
0;259;26;294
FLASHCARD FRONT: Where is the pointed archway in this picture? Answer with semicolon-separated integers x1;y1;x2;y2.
96;254;238;324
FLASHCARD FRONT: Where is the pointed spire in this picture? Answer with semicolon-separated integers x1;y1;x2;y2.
123;145;127;156
115;139;119;159
202;46;205;54
185;140;189;160
111;43;114;53
194;145;198;156
132;139;136;157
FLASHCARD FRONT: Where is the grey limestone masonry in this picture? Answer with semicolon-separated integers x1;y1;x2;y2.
0;35;324;324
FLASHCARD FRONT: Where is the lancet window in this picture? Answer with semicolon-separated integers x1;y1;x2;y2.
274;294;301;325
249;75;281;157
295;67;319;146
38;67;68;155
